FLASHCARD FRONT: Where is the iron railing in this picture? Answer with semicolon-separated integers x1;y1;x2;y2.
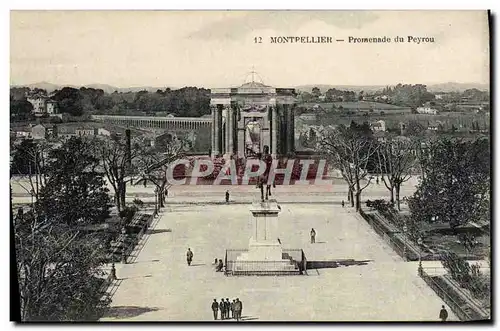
419;269;489;321
225;249;306;276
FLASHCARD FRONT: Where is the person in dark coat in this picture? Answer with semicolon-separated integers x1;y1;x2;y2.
216;259;224;272
234;298;242;321
341;200;345;208
225;190;230;203
211;299;219;320
230;299;235;319
310;228;316;244
220;298;226;319
439;305;448;321
225;298;230;319
186;248;193;266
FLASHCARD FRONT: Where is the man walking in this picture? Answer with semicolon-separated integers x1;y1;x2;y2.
439;305;448;322
186;248;193;266
341;200;345;208
211;299;219;320
225;190;230;203
310;228;316;244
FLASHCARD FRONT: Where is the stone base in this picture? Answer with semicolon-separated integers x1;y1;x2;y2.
233;238;299;275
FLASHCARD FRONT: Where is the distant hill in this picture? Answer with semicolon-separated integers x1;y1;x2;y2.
295;83;489;93
427;82;490;93
11;82;171;93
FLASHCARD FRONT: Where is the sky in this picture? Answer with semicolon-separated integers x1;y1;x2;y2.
10;10;490;88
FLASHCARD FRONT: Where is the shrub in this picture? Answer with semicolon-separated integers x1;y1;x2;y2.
133;198;144;207
119;205;139;225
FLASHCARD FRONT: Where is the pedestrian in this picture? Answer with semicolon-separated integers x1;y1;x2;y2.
216;259;224;272
310;228;316;244
376;176;379;185
230;299;235;319
213;258;218;265
186;248;193;266
211;299;219;320
439;305;448;322
110;263;117;280
234;298;242;321
341;200;345;208
225;190;230;203
225;298;230;319
220;298;226;320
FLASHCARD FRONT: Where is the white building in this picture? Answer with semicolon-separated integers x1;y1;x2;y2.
370;120;386;132
416;107;439;115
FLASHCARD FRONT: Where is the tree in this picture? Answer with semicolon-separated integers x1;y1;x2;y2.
93;133;143;213
376;136;418;210
311;87;321;99
135;136;186;209
52;87;83;116
405;120;426;136
11;100;33;121
319;124;378;210
15;210;111;320
35;137;111;227
408;137;490;229
13;137;112;321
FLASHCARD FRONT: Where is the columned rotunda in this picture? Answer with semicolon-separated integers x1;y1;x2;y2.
210;80;297;158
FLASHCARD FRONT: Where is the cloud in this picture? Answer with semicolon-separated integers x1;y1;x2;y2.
188;11;379;40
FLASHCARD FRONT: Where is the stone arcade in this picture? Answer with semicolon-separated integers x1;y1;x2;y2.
210;81;297;159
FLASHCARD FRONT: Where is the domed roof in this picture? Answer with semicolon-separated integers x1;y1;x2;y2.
239;81;270;89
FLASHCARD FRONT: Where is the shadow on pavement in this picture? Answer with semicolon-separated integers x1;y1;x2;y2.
307;259;372;270
102;306;160;319
147;229;172;235
121;274;153;280
241;316;259;321
189;263;206;267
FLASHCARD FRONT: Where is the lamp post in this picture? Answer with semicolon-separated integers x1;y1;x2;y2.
154;187;158;217
403;220;408;262
417;236;423;276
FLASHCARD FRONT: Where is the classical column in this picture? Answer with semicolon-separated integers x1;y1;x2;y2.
213;105;220;156
287;106;294;155
228;106;234;156
271;105;278;156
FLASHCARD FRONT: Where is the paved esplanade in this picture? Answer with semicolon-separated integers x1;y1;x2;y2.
100;189;456;321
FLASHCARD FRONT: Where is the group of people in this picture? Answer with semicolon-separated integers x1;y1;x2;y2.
211;298;243;321
214;258;225;272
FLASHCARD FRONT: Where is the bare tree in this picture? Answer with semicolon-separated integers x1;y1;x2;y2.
93;134;144;213
135;136;186;209
10;139;51;205
376;136;418;210
319;125;378;211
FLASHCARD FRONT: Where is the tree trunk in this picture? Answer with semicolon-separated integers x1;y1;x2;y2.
395;184;401;211
115;193;121;213
120;181;126;210
159;187;165;208
390;187;395;205
355;192;361;211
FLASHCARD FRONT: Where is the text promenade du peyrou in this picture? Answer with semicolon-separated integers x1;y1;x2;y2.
259;36;435;44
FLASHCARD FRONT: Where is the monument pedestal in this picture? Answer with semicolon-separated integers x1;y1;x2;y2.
233;199;298;275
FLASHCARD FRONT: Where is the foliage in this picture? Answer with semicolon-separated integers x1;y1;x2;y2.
52;87;84;116
440;251;471;285
408;137;490;228
13;137;113;321
119;205;138;225
11;99;34;121
14;210;110;321
132;198;144;207
379;84;435;108
35;137;111;227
